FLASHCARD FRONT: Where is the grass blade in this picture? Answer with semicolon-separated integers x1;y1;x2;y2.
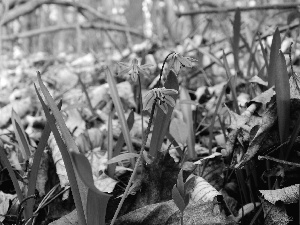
108;110;134;177
26;101;62;223
34;80;87;225
222;51;240;114
149;70;179;158
107;108;114;177
268;28;281;87
11;110;30;160
258;32;269;75
274;50;290;159
232;8;241;73
180;87;196;160
209;85;227;154
105;67;134;164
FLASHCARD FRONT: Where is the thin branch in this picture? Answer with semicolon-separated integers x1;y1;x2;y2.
2;0;125;26
176;3;300;16
1;22;144;41
258;155;300;167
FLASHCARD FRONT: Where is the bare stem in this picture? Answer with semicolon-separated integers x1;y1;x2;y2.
156;52;174;88
177;3;300;16
110;100;156;225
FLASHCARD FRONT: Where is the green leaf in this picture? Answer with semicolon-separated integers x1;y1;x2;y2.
222;51;240;115
11;110;30;160
274;50;290;158
149;70;179;158
172;185;186;213
176;170;185;198
232;8;241;72
34;79;87;225
107;108;114;177
105;67;134;163
107;153;140;164
268;28;281;87
26;101;62;221
180;87;196;159
108;111;135;177
70;152;111;225
169;117;188;145
166;132;183;157
209;84;226;154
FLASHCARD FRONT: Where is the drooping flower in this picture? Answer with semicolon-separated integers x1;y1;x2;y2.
168;52;197;74
143;87;178;114
117;58;153;82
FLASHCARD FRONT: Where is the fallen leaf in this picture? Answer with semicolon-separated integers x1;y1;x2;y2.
259;184;299;204
190;176;221;203
262;200;290;225
0;191;16;222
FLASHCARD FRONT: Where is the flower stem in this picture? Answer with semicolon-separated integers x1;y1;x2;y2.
138;75;144;137
110;102;156;225
156;52;174;88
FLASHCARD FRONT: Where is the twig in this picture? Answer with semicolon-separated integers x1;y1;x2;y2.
2;0;124;26
2;22;144;41
258;155;300;167
176;3;300;17
110;102;156;225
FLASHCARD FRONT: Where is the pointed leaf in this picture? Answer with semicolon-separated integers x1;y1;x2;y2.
274;50;290;158
176;170;185;198
11;110;30;160
108;110;135;176
180;87;196;159
149;70;179;158
232;8;241;72
105;68;134;163
172;185;186;213
169;118;188;145
27;101;62;220
71;152;111;225
34;83;87;225
268;28;281;87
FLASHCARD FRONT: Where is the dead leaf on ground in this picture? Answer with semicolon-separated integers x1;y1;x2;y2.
259;184;299;204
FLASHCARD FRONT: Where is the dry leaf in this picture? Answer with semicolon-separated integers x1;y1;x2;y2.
262;200;291;225
249;75;268;86
94;173;118;193
250;87;275;105
190;176;221;203
0;191;16;222
259;184;299;204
